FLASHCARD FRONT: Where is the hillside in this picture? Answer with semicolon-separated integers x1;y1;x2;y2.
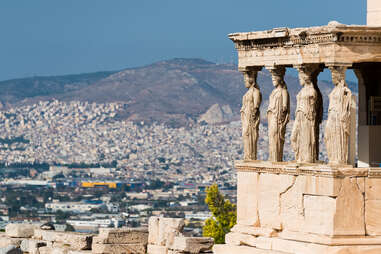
0;71;116;108
0;58;357;126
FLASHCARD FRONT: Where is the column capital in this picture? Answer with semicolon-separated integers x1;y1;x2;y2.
238;66;262;73
266;66;286;78
293;63;323;73
328;64;349;88
325;62;352;68
265;65;285;71
293;63;322;69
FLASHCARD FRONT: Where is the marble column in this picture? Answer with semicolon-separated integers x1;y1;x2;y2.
240;67;262;161
291;65;320;163
267;66;290;162
325;65;354;165
311;65;324;161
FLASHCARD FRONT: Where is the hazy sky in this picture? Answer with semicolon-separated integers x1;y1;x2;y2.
0;0;365;81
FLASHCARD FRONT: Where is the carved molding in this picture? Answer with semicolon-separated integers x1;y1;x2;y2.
233;32;381;51
234;161;374;178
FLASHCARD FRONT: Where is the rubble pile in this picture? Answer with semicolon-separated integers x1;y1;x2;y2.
0;218;214;253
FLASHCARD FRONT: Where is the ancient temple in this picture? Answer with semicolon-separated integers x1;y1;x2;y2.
214;1;381;253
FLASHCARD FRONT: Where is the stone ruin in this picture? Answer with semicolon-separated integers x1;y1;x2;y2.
0;217;213;254
147;217;213;254
214;0;381;254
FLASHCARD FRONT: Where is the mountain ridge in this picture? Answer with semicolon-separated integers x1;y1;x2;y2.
0;58;358;126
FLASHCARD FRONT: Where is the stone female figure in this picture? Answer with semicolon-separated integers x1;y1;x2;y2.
325;67;352;164
241;70;262;160
267;67;290;162
291;67;318;163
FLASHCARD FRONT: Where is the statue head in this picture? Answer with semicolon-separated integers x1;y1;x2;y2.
330;66;347;87
244;70;257;89
269;66;286;88
297;66;313;87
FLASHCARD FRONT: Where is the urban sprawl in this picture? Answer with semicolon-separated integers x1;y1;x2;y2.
0;100;327;234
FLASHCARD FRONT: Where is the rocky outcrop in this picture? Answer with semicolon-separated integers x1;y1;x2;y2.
198;104;235;124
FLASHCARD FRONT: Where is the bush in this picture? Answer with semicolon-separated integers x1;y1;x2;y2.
202;184;236;244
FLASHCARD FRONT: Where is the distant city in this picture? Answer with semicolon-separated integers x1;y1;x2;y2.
0;57;334;236
0;99;243;233
0;98;331;234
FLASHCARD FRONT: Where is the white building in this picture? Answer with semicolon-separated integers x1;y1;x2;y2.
45;202;104;213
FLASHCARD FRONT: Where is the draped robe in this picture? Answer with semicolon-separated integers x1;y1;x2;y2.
291;85;318;163
325;85;352;164
241;86;262;160
267;86;290;162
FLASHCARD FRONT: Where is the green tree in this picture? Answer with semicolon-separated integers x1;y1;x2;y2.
202;184;236;244
55;210;71;222
65;223;75;232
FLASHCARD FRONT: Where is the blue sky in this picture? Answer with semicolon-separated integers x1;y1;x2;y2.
0;0;365;81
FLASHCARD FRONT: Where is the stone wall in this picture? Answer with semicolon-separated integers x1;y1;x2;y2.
368;0;381;26
214;161;381;254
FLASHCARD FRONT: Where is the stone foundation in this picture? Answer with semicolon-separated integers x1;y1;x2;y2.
214;161;381;254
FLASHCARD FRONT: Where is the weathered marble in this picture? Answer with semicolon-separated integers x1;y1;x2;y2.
291;65;318;163
5;224;35;238
33;230;93;250
224;3;381;252
170;237;214;254
241;68;262;160
94;227;148;245
267;66;290;162
368;0;381;26
229;23;381;68
325;66;353;165
147;217;210;254
214;161;381;254
92;243;146;254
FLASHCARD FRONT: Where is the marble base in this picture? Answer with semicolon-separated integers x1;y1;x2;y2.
215;161;381;254
213;240;381;254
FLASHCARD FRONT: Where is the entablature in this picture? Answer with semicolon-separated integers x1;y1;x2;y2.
229;22;381;68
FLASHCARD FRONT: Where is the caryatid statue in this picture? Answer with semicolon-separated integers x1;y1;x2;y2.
291;66;319;163
267;67;290;162
241;68;262;160
311;65;324;161
325;66;352;164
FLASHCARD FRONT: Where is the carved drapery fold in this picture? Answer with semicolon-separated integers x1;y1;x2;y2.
267;66;290;162
291;65;321;163
325;65;352;164
240;67;262;160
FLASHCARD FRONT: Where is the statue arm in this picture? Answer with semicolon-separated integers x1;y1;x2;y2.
281;89;288;112
240;96;245;113
253;90;261;110
250;90;261;124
